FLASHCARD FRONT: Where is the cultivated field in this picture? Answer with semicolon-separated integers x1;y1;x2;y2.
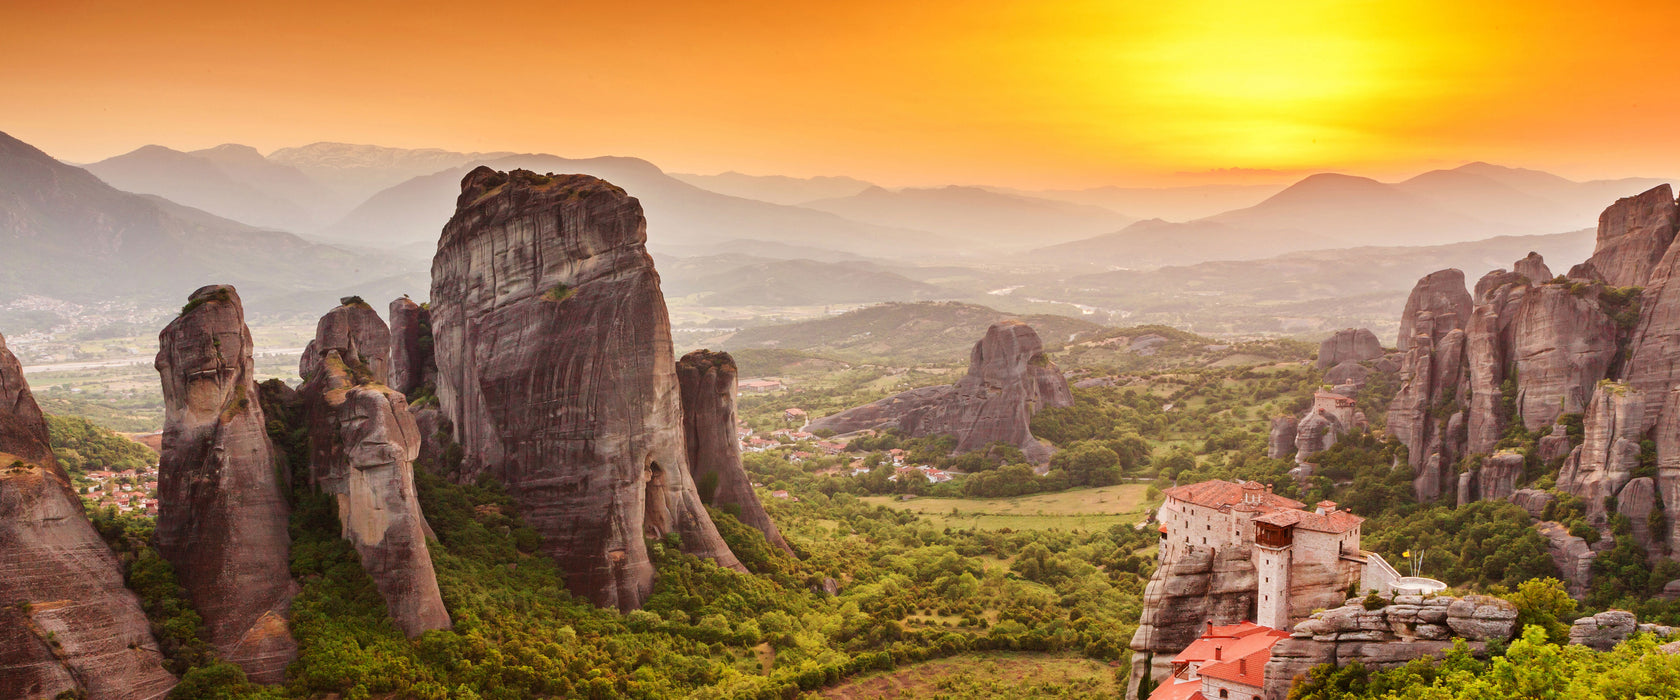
861;483;1158;531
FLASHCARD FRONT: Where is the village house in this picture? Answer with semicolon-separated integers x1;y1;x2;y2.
1148;622;1289;700
1157;479;1400;630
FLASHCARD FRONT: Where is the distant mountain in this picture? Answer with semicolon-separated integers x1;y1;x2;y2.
83;144;332;232
671;171;875;205
799;185;1133;250
1031;163;1668;270
1000;183;1285;222
657;256;954;306
0;131;372;311
324;154;957;258
719;301;1105;364
267;142;513;205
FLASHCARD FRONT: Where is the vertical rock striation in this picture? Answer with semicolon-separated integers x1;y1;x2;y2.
300;302;451;636
0;333;177;699
677;349;794;555
388;296;434;396
155;285;297;683
430;168;741;610
1395;269;1472;352
1572;184;1678;288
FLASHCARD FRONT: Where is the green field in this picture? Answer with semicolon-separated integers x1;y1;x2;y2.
816;652;1121;699
862;483;1158;531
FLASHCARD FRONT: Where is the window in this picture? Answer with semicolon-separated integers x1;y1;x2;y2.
1219;690;1229;698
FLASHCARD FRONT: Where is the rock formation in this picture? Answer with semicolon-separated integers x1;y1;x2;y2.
300;297;390;386
1571;184;1678;288
1324;361;1371;389
1125;546;1256;700
0;333;177;699
299;301;451;637
1317;328;1383;369
1264;595;1517;700
806;321;1074;464
154;285;297;683
1294;412;1336;462
1568;610;1638;651
389;296;433;396
1616;476;1661;557
1461;451;1525;504
1536;520;1599;598
1395;269;1472;351
676;349;794;556
430;168;741;610
1506;285;1616;430
1267;416;1297;460
1557;384;1644;525
1514;251;1553;284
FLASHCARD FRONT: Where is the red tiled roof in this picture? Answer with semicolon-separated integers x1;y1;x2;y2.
1174;622;1280;663
1252;507;1363;534
1163;480;1305;511
1198;644;1280;688
1173;623;1289;690
1147;678;1205;700
1313;391;1357;406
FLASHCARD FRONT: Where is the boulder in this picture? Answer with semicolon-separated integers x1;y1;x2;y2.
430;168;741;610
1444;595;1519;640
1514;252;1554;284
1616;477;1660;557
0;332;178;698
1508;489;1554;520
388;296;434;396
299;303;451;637
155;285;298;682
807;321;1073;464
299;298;391;386
1295;412;1336;463
1537;423;1573;464
677;349;794;556
1268;415;1298;459
1569;610;1638;651
1396;269;1472;351
1477;452;1526;503
1267;595;1510;700
1577;184;1678;289
1324;360;1371;388
1318;328;1383;369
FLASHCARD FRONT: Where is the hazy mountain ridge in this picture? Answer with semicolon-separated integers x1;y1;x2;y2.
83;144;330;232
670;171;876;205
798;185;1135;249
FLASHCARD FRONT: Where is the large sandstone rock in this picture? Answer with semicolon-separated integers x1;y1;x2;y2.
388;296;434;396
1267;415;1297;460
1558;384;1644;525
299;298;391;386
155;285;298;683
806;321;1073;464
1396;269;1472;351
1324;361;1371;389
1620;208;1680;436
1318;328;1383;369
1569;610;1638;651
0;333;177;699
300;303;451;637
1508;285;1616;430
1514;252;1554;284
1509;489;1554;519
1474;452;1526;503
1266;595;1511;700
1125;546;1256;699
1576;185;1678;289
430;168;741;610
1389;314;1468;489
1537;424;1574;464
677;350;794;556
1616;477;1661;557
1294;412;1337;463
1536;520;1597;599
1464;272;1528;454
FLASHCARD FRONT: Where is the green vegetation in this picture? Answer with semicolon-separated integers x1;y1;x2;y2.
722;302;1105;365
817;652;1122;699
179;287;233;317
45;413;155;475
541;284;575;303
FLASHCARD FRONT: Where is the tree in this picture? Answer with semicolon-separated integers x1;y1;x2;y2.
1052;443;1121;487
1502;577;1577;645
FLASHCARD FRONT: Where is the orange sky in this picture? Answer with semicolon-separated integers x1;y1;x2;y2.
4;0;1678;188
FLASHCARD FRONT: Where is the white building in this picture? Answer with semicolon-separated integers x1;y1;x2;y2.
1158;479;1399;630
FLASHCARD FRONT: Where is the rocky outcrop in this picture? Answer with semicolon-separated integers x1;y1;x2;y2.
1558;384;1643;525
676;349;793;556
806;321;1074;464
1396;269;1473;351
1508;286;1616;430
1617;476;1661;557
1264;594;1515;700
1537;423;1574;464
1536;520;1598;599
155;285;297;682
1470;451;1526;503
1318;328;1383;369
300;298;391;386
430;168;741;611
1573;184;1678;288
1125;546;1256;699
1267;416;1297;460
1509;489;1554;519
1569;610;1638;651
300;302;450;637
388;296;434;396
1514;251;1554;284
1389;279;1470;487
1324;361;1371;389
1294;412;1336;463
0;333;177;699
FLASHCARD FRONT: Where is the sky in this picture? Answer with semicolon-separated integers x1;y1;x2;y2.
4;0;1678;189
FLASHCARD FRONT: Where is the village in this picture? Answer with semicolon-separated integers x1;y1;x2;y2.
76;465;161;517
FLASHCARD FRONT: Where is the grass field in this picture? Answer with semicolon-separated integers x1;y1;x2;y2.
817;652;1121;699
861;483;1158;531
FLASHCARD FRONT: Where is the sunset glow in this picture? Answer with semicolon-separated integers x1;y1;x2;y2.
4;0;1678;187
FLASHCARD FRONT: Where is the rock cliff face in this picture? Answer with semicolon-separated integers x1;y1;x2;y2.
1507;285;1616;430
1267;416;1297;459
1573;184;1678;288
388;296;433;396
1264;595;1516;700
0;333;177;699
1125;546;1256;700
300;298;391;386
300;302;451;637
155;285;297;683
1294;412;1337;462
430;168;741;610
1317;328;1383;369
677;349;793;556
806;321;1074;464
1395;269;1472;352
1558;384;1644;525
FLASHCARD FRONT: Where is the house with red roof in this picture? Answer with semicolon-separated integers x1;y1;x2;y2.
1148;621;1290;700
